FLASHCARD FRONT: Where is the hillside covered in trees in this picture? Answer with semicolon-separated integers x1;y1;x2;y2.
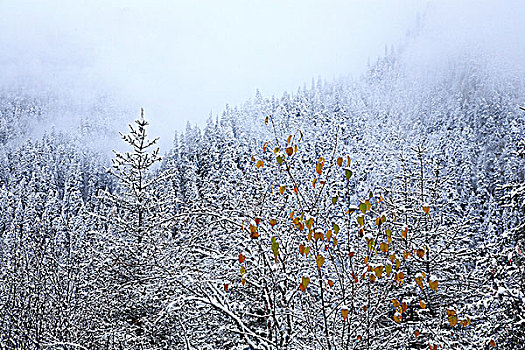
0;47;524;350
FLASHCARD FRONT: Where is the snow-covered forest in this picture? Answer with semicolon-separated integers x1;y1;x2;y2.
1;2;525;350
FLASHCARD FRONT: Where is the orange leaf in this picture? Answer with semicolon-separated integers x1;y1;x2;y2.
294;185;299;195
224;283;229;291
280;185;286;195
489;339;495;347
241;278;246;286
328;279;334;287
312;178;317;188
401;226;408;239
269;219;277;227
414;330;420;337
416;248;425;258
299;244;305;255
286;146;293;156
394;313;402;324
429;278;438;292
419;300;426;309
263;141;268;153
256;160;264;169
238;253;245;263
392;299;400;308
341;306;349;320
337;157;343;166
316;158;325;175
380;242;389;253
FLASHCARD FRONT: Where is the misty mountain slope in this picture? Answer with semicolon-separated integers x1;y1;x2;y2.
0;45;524;348
158;51;524;348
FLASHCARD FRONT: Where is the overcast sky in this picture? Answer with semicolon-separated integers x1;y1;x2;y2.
1;1;524;147
0;1;428;139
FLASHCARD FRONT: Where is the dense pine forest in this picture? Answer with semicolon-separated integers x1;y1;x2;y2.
0;48;524;350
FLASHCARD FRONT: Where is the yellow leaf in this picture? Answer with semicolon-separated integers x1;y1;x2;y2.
392;299;400;308
415;275;424;290
419;300;426;309
380;242;389;253
385;262;392;276
302;276;310;288
316;254;325;268
305;217;314;229
374;266;383;278
447;309;458;328
395;259;401;270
